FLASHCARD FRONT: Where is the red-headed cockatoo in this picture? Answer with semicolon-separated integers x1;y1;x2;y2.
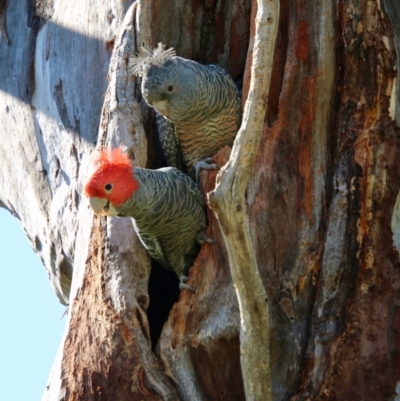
84;148;212;290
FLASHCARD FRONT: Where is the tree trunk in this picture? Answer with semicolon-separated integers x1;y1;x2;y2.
1;1;400;400
208;1;279;400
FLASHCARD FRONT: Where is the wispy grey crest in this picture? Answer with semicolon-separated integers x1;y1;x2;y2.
129;42;176;77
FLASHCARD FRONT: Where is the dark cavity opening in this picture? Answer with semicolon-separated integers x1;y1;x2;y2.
147;259;180;350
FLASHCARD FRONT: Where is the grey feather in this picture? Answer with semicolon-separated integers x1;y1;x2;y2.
129;42;176;77
156;113;185;171
116;166;208;278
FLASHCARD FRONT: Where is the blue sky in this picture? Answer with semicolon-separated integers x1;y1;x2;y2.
0;208;67;401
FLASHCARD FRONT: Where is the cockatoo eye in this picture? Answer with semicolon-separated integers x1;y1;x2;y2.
167;85;173;92
105;183;113;192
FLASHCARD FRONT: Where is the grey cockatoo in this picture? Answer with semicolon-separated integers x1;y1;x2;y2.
84;148;212;290
130;43;241;180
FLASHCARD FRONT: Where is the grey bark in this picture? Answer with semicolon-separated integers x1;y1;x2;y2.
44;3;179;400
0;0;119;304
0;1;251;399
2;1;400;401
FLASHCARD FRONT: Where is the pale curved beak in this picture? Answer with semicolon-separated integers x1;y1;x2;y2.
88;197;119;216
88;197;110;215
152;100;169;116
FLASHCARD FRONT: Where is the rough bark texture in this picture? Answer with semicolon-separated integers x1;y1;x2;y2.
384;0;400;125
1;0;400;400
207;1;279;399
55;5;179;400
159;146;244;401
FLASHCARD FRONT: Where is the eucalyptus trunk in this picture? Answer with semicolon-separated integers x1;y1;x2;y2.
1;1;400;400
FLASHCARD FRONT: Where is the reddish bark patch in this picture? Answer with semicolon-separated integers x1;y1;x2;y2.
298;73;317;221
105;38;115;53
295;20;309;62
226;1;252;78
159;146;245;401
60;217;165;401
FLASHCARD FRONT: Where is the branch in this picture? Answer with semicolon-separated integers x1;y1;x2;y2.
207;0;280;400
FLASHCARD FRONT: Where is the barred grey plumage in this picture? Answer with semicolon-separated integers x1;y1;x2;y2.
156;112;185;171
117;167;209;278
130;43;241;178
84;148;211;286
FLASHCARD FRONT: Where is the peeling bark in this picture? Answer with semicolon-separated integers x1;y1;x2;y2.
159;147;243;401
51;4;178;400
1;1;400;401
207;0;279;400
